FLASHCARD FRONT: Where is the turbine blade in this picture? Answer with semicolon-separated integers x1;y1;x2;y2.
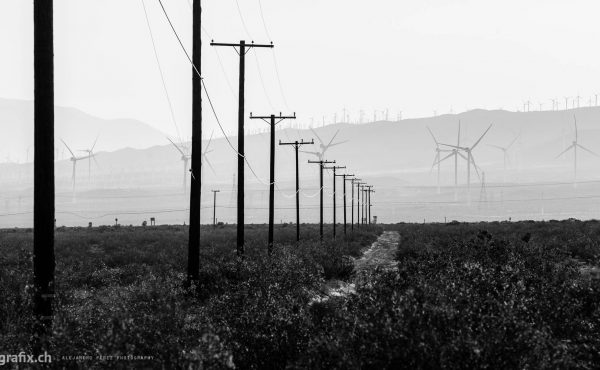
427;126;439;145
61;139;76;158
167;137;185;156
440;143;461;150
457;151;468;161
328;140;349;148
471;124;493;150
555;144;575;159
204;130;214;153
488;144;505;151
91;134;99;152
430;153;439;173
506;134;519;149
310;127;324;145
326;130;340;148
300;150;320;156
470;155;481;180
438;151;455;163
577;144;599;157
92;154;100;168
206;158;217;174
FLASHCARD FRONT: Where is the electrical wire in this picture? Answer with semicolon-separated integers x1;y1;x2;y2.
141;0;182;143
154;1;273;186
157;0;200;78
200;79;273;186
234;0;253;39
254;52;276;110
257;0;272;41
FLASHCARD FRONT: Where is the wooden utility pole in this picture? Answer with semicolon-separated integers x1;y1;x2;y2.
308;160;335;241
350;178;361;231
355;182;365;228
365;186;374;224
250;112;296;252
211;190;220;227
324;165;346;239
211;40;273;256
33;0;55;339
341;174;355;234
279;139;314;242
363;186;369;224
187;0;202;284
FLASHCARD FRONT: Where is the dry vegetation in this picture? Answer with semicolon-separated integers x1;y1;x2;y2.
1;220;599;368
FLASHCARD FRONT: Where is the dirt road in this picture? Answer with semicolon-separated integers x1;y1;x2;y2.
313;230;400;302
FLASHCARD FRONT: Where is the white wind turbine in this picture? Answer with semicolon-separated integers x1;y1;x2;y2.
441;124;493;193
488;133;519;183
61;139;95;197
301;128;348;161
427;126;453;194
168;137;191;194
556;115;598;186
79;135;99;181
437;121;468;196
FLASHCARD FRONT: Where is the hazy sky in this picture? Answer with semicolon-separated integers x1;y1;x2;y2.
2;0;600;140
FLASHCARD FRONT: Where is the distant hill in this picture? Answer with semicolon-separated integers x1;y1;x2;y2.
0;98;169;163
4;106;600;189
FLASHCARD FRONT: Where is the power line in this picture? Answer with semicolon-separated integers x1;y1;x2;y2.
257;0;272;40
233;0;253;39
156;0;200;78
140;0;182;142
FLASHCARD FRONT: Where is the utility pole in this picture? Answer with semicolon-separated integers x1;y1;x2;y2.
187;0;202;284
355;181;365;228
350;178;361;231
308;159;335;241
33;0;55;340
324;165;346;239
362;186;367;224
280;139;314;242
365;186;374;224
211;190;220;227
250;112;296;252
341;174;355;235
211;40;274;256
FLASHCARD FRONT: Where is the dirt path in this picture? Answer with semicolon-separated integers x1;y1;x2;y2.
312;230;401;303
354;231;400;274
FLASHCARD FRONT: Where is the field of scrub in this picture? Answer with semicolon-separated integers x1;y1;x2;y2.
1;221;599;368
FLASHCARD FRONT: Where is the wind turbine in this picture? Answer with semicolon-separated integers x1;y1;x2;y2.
437;121;467;194
61;139;92;196
441;124;493;193
427;126;453;194
301;128;348;160
556;115;598;185
79;135;99;181
168;137;191;194
488;133;519;183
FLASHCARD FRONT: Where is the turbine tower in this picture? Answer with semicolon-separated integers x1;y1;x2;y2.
555;115;598;186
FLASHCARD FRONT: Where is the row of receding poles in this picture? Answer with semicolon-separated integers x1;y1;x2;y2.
29;0;376;346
